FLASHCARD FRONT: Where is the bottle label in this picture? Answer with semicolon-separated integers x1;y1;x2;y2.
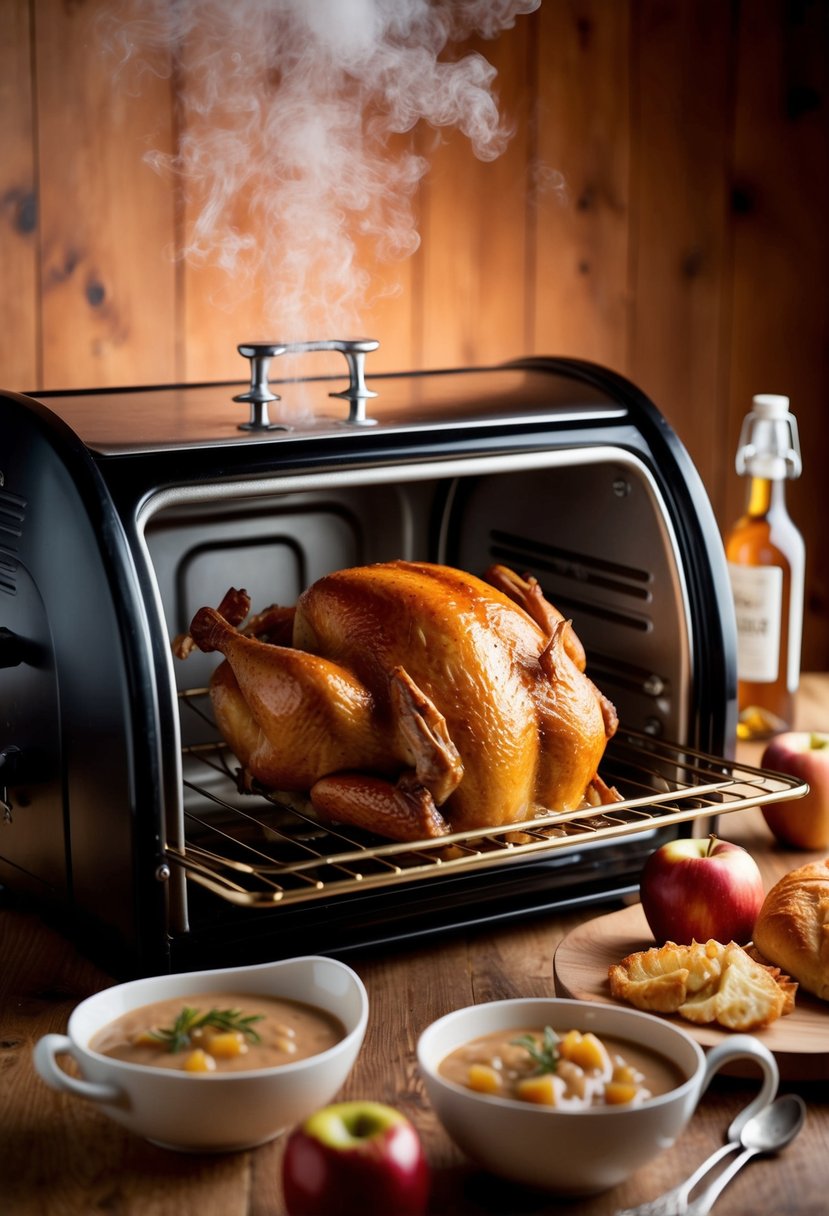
728;562;783;683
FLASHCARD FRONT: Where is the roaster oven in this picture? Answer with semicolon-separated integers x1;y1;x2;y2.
0;343;801;975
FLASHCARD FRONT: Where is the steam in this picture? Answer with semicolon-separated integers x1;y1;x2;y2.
101;0;540;340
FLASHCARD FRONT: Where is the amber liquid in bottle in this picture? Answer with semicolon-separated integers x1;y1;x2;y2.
726;476;805;740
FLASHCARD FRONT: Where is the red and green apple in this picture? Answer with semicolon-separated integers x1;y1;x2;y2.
639;834;765;945
761;731;829;849
281;1100;430;1216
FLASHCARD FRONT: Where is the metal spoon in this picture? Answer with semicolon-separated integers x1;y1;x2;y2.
615;1093;807;1216
683;1093;806;1216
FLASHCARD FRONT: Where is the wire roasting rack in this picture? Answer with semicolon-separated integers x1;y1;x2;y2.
166;688;807;909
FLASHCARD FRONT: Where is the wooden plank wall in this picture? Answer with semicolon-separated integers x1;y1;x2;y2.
1;0;827;670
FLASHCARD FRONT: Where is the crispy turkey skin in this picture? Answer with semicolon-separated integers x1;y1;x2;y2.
181;561;619;841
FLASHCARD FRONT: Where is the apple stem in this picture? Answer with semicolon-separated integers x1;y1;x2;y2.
706;833;718;856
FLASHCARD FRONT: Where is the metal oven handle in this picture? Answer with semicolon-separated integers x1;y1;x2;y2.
234;338;379;430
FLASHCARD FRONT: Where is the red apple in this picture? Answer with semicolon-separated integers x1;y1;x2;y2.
281;1100;430;1216
639;834;765;945
761;731;829;849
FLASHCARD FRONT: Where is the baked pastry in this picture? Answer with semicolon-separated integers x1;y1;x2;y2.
752;858;829;1001
608;939;796;1031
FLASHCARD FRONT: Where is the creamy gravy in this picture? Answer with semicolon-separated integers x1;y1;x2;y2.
439;1027;685;1108
89;992;344;1073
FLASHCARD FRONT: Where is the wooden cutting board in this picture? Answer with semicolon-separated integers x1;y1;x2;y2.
553;902;829;1081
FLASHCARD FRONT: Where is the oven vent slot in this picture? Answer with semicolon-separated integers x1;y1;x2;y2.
581;654;670;701
489;529;651;595
0;489;26;538
0;556;17;597
0;489;25;596
488;530;652;631
167;690;804;909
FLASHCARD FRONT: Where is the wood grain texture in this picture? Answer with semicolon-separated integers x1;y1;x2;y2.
726;0;829;672
175;10;277;385
34;0;178;389
0;0;38;390
627;0;737;510
176;15;420;383
419;26;533;370
531;1;631;370
0;2;827;666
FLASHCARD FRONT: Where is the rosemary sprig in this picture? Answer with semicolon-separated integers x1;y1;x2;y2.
149;1006;264;1053
511;1026;560;1075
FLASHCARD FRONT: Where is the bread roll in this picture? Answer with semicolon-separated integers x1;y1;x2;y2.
752;858;829;1001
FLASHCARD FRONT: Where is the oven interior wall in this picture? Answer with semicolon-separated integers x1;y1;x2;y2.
146;455;690;747
142;453;692;966
147;479;438;740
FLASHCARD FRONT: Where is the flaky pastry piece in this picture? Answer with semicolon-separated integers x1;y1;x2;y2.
608;939;796;1032
752;859;829;1001
743;944;800;1012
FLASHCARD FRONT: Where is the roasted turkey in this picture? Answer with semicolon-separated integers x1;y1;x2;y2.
178;561;619;842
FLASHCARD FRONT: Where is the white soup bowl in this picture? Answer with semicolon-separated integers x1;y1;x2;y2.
417;996;778;1195
34;955;368;1153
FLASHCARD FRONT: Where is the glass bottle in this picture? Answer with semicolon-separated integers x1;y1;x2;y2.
725;394;805;740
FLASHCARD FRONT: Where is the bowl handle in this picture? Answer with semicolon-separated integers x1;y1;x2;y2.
698;1034;779;1139
34;1035;122;1104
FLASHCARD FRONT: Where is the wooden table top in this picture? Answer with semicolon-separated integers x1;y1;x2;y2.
2;677;828;1216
